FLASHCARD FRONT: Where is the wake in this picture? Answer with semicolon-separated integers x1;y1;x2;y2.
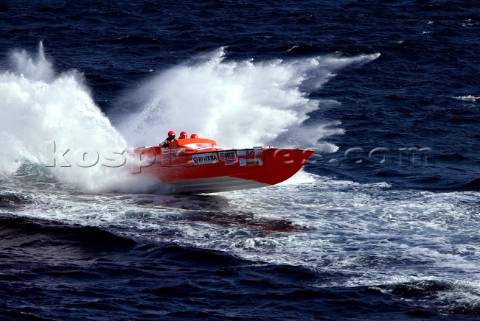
0;43;380;192
114;47;380;150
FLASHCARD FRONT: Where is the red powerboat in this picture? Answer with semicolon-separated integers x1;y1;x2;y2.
133;135;314;194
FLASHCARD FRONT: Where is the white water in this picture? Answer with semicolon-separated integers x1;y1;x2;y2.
0;43;133;191
5;172;480;310
453;95;480;102
115;47;380;149
2;45;479;310
1;44;379;192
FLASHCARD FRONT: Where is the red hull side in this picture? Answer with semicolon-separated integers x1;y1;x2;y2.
133;139;313;193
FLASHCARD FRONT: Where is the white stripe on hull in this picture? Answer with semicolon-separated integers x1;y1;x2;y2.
166;176;268;194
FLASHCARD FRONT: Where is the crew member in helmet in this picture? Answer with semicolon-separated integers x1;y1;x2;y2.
190;133;198;138
161;130;176;148
179;131;188;139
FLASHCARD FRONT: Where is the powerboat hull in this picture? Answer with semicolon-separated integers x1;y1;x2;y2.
133;138;314;194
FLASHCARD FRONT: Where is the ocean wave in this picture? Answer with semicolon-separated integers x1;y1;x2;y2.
452;95;480;102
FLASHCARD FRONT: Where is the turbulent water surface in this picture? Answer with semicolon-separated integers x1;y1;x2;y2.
0;1;479;320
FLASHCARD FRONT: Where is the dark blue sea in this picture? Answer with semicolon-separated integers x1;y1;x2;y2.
1;1;479;320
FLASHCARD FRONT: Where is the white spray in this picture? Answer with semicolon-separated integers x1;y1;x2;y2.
115;47;380;150
0;43;136;191
0;44;380;192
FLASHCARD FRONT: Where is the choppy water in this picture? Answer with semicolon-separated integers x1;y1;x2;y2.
0;1;479;320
